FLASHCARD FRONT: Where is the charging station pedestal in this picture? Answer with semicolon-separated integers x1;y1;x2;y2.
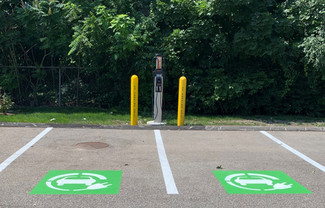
147;54;166;126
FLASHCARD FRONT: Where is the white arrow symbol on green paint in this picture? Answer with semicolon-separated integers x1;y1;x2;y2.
57;177;96;186
235;177;273;186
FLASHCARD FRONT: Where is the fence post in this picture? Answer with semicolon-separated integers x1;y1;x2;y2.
58;67;62;107
130;75;138;126
177;76;187;126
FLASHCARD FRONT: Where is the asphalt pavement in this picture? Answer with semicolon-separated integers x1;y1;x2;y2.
0;126;324;207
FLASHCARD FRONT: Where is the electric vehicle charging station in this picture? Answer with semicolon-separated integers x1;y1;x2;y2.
147;54;166;126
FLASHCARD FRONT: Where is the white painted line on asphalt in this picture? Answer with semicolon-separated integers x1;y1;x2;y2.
154;130;179;194
0;127;53;173
260;131;325;172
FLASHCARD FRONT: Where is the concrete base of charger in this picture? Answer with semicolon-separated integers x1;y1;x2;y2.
147;121;167;126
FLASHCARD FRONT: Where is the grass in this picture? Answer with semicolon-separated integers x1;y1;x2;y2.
0;107;131;125
0;106;324;127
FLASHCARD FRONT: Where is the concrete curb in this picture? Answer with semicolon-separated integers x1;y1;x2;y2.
1;122;324;132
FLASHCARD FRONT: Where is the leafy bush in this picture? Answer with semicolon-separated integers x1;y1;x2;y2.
0;90;14;115
0;0;324;116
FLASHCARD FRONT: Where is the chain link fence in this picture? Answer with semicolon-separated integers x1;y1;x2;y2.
0;66;92;107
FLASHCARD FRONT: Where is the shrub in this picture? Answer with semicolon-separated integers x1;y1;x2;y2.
0;90;14;115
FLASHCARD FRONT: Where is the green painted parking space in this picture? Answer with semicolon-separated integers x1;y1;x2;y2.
213;170;311;194
30;170;122;195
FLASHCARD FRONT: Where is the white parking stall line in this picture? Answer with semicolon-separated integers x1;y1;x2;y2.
154;130;179;194
0;127;53;173
260;131;325;172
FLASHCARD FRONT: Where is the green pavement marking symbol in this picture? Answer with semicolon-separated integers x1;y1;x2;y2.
30;170;122;194
213;170;311;194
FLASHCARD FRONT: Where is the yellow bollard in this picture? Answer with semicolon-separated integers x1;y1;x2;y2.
177;76;187;126
130;75;138;126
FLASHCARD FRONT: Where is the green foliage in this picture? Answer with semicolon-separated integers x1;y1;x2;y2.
0;0;324;116
0;89;14;115
286;0;325;76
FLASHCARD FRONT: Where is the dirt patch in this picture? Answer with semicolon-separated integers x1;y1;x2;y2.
0;113;15;116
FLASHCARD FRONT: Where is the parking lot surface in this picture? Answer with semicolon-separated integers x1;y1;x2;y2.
0;127;324;207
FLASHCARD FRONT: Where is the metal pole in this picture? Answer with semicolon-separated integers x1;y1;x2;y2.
177;76;187;126
153;74;163;123
58;67;62;107
76;67;80;106
130;75;139;126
